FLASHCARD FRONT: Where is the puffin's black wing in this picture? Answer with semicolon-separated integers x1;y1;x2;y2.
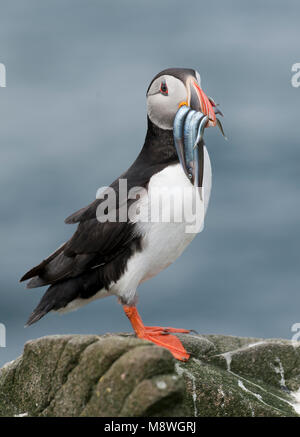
20;218;139;288
20;145;152;288
21;217;142;325
21;118;178;325
20;171;145;325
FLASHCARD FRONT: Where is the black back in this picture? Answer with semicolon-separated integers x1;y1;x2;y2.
22;118;180;325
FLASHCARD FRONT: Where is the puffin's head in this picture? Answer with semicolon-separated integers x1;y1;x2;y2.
146;68;224;187
146;67;216;130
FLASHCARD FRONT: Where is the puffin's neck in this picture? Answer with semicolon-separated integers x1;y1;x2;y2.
138;117;178;166
117;117;179;190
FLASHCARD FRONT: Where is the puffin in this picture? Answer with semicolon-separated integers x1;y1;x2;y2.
21;68;224;361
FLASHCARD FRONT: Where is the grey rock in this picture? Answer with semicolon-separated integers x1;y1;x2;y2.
0;333;299;417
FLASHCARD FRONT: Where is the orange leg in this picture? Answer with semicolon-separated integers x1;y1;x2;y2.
123;305;190;361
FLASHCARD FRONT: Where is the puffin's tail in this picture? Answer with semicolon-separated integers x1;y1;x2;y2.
26;269;107;326
26;278;77;326
20;243;67;288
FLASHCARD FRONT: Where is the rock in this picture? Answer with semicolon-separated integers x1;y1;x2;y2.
0;333;299;417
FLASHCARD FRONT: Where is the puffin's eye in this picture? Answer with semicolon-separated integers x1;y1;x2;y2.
160;80;168;95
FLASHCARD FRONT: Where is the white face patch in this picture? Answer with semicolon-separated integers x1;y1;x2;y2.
147;75;187;130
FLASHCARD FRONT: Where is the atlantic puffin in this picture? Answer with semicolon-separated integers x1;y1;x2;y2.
21;68;223;361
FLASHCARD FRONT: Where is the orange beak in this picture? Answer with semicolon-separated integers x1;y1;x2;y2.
187;78;216;127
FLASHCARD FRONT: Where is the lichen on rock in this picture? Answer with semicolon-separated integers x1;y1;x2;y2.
0;333;299;417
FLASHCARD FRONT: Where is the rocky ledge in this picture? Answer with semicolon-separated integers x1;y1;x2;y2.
0;333;300;417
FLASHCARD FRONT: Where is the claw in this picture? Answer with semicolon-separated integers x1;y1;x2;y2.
123;306;190;361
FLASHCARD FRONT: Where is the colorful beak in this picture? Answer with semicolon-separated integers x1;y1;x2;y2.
187;78;217;127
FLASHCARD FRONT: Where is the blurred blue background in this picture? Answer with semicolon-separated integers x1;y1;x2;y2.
0;0;299;366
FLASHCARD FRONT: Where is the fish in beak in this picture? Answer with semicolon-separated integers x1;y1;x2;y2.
173;77;226;190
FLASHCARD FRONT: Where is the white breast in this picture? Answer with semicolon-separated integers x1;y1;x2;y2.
111;146;212;304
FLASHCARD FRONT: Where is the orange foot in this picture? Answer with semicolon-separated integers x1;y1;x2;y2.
123;305;190;361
